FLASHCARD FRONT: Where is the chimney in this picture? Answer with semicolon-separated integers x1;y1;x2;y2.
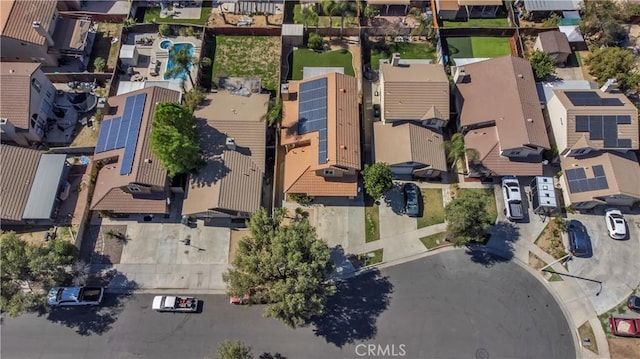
600;78;618;93
281;83;294;101
391;53;401;67
226;137;236;151
32;21;54;46
453;66;468;84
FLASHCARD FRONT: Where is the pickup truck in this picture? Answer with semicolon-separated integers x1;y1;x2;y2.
609;317;640;337
47;286;104;307
502;177;524;221
152;295;198;312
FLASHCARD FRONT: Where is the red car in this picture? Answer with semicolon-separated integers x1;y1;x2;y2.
609;317;640;337
229;294;250;305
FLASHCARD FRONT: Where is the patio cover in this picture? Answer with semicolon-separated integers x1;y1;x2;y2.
22;154;68;220
302;67;344;79
558;25;585;43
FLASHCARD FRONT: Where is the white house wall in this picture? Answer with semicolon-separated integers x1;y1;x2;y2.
546;94;569;153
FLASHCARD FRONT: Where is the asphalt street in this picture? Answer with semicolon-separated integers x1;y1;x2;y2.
1;249;575;359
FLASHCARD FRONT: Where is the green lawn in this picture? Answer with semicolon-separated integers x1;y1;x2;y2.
447;37;511;59
458;188;498;224
419;232;447;249
143;6;211;25
417;189;445;229
365;203;380;243
371;42;436;69
212;36;281;91
290;49;355;80
363;249;383;266
443;18;510;28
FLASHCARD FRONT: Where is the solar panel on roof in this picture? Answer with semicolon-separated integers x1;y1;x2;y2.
617;139;632;148
95;119;111;153
575;114;632;148
617;115;632;124
589;116;603;140
565;91;624;107
116;116;131;148
297;77;330;165
592;165;605;177
566;165;608;193
106;118;121;149
119;93;146;175
575;116;589;132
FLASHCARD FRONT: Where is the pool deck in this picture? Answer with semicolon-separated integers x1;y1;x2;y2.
121;34;202;92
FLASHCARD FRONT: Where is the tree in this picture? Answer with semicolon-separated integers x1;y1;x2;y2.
93;57;106;72
216;341;253;359
158;23;171;37
184;87;205;112
586;47;640;92
150;102;202;177
294;4;318;30
223;208;335;328
527;50;556;81
262;97;282;127
442;133;466;168
444;191;492;247
362;162;394;201
579;0;628;46
200;56;212;70
541;13;560;27
307;32;323;50
165;45;198;88
1;232;78;317
363;5;376;25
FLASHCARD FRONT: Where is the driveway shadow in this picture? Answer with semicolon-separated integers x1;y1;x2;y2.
468;221;521;266
41;269;138;336
309;268;393;347
382;183;404;215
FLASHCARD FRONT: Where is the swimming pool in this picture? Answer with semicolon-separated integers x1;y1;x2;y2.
160;40;172;50
163;42;195;81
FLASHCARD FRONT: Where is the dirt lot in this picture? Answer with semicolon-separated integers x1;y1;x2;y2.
608;337;640;358
208;12;282;27
228;228;248;263
535;218;568;259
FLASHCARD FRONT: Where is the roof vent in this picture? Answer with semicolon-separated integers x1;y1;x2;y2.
340;145;346;149
226;137;236;150
391;53;401;67
0;118;7;125
144;158;152;164
527;118;533;122
339;88;346;93
518;74;524;78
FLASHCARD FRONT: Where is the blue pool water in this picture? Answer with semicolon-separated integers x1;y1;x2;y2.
160;40;172;50
164;42;195;80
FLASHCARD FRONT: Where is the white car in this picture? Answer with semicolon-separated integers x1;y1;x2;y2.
605;209;627;239
501;177;524;221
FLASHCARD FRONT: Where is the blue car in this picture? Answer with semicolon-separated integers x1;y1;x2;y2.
403;183;421;217
568;220;590;257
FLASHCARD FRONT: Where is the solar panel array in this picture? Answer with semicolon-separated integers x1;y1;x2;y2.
298;77;329;164
565;91;624;107
94;93;147;175
565;165;609;193
575;115;632;148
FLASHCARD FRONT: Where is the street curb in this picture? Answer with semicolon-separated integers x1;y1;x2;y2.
105;288;227;295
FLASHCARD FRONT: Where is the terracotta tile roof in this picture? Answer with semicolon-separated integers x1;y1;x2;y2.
0;62;40;129
438;1;461;11
553;89;639;150
182;92;268;216
381;63;449;122
561;152;640;204
0;144;42;221
0;0;57;45
538;31;571;55
373;122;447;171
465;126;543;176
459;0;503;5
90;186;168;214
457;56;550;150
281;72;360;197
90;86;181;213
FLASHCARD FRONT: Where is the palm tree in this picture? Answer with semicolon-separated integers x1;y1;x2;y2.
443;133;480;174
320;0;335;27
334;0;353;38
165;45;198;88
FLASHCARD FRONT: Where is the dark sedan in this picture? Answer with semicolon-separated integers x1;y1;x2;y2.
403;183;421;217
568;220;591;257
628;296;640;313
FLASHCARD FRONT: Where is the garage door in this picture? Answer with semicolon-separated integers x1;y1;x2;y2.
391;165;414;175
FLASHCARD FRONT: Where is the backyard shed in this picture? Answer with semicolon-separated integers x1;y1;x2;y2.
119;45;139;67
281;24;304;47
534;31;571;65
558;25;586;50
530;176;558;216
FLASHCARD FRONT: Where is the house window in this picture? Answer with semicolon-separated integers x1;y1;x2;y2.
323;169;334;175
31;78;41;93
127;184;141;193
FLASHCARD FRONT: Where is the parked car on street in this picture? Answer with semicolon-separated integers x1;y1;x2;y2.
47;286;104;307
609;316;640;337
605;208;627;239
230;294;250;305
403;183;420;217
628;295;640;313
373;104;380;118
501;177;524;221
567;220;590;257
152;295;198;312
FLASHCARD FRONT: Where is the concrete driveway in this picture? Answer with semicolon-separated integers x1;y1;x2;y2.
379;184;416;239
566;211;640;314
304;196;366;250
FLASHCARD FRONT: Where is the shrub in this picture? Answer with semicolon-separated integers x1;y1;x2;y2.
307;32;323;50
159;24;171;36
93;57;106;72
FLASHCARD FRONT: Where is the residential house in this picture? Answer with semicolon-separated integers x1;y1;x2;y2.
0;0;95;67
280;72;361;198
534;31;571;65
374;57;448;178
182;91;268;219
546;88;639;156
560;152;640;209
521;0;583;21
90;86;182;215
454;56;550;177
0;62;56;146
0;144;70;226
222;0;284;15
436;0;503;20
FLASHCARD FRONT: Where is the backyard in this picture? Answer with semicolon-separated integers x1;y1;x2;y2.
212;36;281;91
143;5;211;25
289;49;355;80
446;36;512;59
88;23;122;72
370;42;436;69
443;17;510;28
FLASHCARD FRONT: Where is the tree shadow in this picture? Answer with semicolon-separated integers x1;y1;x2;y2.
382;183;404;215
41;269;138;336
309;268;393;347
259;353;287;359
190;118;231;187
466;221;520;267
